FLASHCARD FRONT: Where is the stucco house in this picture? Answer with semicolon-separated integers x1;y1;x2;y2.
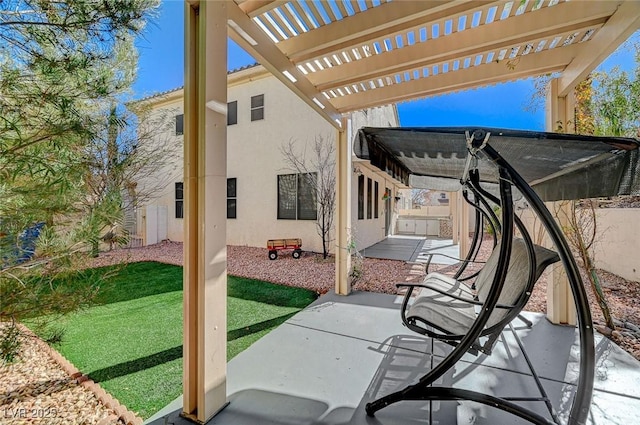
131;64;408;254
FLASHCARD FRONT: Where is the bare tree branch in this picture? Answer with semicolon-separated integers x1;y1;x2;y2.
280;135;335;258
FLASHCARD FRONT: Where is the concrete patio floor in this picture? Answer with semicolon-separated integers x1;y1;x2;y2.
361;236;460;265
146;291;640;425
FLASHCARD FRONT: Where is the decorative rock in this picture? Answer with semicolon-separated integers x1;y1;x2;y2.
76;374;90;383
1;323;131;425
595;325;613;337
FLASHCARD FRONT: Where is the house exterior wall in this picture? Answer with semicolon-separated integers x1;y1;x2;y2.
226;72;336;253
592;208;640;282
136;67;400;254
520;207;640;282
350;164;402;250
133;93;184;244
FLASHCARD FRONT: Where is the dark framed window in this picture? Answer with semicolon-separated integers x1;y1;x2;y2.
374;181;379;218
277;173;317;220
175;114;184;135
367;178;372;219
227;101;237;125
357;175;364;220
175;182;184;219
251;94;264;121
227;178;237;219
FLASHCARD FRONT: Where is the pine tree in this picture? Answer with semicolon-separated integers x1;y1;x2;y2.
1;0;160;362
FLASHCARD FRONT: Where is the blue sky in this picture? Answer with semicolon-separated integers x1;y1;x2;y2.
133;1;637;131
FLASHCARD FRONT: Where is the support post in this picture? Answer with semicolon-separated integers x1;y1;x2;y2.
183;1;228;422
450;191;459;245
545;78;577;325
458;190;470;259
335;116;351;295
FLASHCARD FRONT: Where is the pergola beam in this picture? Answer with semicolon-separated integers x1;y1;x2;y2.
558;0;640;96
279;0;494;62
227;1;342;128
237;0;286;18
331;43;580;113
310;0;614;91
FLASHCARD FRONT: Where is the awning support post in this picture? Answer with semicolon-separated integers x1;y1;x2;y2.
545;78;577;325
335;116;351;295
183;1;229;422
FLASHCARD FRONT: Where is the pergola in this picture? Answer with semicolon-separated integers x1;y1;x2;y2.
180;1;640;422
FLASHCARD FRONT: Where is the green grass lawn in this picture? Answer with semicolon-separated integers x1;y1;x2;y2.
44;262;317;419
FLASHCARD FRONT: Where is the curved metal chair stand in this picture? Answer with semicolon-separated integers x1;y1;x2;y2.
365;132;595;425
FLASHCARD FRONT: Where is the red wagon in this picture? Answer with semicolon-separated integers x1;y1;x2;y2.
267;238;302;260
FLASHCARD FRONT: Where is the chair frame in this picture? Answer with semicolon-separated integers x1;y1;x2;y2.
365;130;595;425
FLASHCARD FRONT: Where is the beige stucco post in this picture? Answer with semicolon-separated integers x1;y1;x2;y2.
544;78;577;325
450;191;459;245
458;190;470;259
183;1;228;422
335;116;351;295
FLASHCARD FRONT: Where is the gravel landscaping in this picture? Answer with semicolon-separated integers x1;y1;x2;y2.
2;239;638;423
0;324;126;425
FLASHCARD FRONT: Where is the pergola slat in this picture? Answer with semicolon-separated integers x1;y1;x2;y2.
281;3;307;34
301;0;614;71
322;1;338;22
349;0;363;14
238;0;286;18
267;9;296;38
558;0;640;96
279;1;494;62
289;1;316;31
227;1;341;126
305;0;328;28
335;0;349;19
255;14;286;42
329;43;580;112
307;1;611;92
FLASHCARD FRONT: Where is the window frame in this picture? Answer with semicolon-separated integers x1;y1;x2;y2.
175;114;184;136
227;101;237;125
367;177;372;219
175;182;184;219
357;175;364;220
227;178;237;219
250;94;264;121
374;181;379;219
277;172;317;221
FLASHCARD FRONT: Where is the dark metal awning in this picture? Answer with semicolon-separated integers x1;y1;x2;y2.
354;127;640;201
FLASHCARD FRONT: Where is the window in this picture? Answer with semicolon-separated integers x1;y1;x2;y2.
175;182;184;219
277;173;317;220
374;181;379;218
175;114;183;135
357;175;364;220
227;178;237;218
367;178;372;219
251;94;264;121
227;101;237;125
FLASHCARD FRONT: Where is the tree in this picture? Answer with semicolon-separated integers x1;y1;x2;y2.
81;103;179;253
590;64;640;138
0;0;159;362
280;135;336;259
